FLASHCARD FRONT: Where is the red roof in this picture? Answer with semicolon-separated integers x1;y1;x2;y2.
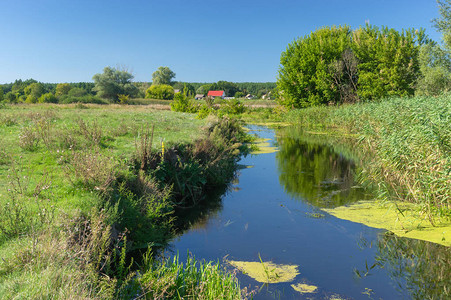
207;90;225;97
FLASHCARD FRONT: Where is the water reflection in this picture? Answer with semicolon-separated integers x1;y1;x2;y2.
276;126;372;208
169;126;451;299
375;233;451;299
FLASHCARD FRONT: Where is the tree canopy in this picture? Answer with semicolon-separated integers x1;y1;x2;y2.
92;67;138;101
277;25;426;108
434;0;451;50
152;66;176;86
145;84;174;100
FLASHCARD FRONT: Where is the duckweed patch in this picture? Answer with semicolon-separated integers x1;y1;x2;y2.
228;260;299;283
291;283;318;294
251;138;278;154
323;201;451;246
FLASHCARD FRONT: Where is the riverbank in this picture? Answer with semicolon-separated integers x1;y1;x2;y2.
0;104;250;298
285;94;450;215
242;94;450;245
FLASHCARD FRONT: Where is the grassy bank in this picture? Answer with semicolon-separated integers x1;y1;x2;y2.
0;104;249;298
283;93;451;219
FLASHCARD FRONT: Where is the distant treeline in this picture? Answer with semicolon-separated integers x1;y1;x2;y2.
0;77;277;104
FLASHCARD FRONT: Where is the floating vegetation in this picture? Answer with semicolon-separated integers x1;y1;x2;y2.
251;138;278;154
291;283;318;294
228;260;299;283
306;212;326;218
329;294;346;300
323;201;451;246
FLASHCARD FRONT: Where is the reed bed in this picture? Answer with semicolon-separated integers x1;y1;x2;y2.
286;93;451;219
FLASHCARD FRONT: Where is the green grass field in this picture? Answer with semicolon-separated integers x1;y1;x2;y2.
0;103;246;299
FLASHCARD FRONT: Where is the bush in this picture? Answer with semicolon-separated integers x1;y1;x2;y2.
145;84;174;100
38;92;58;103
59;94;108;104
170;91;199;113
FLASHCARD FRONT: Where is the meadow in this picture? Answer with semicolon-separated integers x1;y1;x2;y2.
0;103;249;299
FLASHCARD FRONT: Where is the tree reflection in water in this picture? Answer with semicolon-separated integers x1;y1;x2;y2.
276;126;373;208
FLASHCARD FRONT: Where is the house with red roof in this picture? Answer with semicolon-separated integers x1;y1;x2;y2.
207;90;225;99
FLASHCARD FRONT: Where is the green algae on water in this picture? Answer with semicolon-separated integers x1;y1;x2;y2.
323;201;451;246
291;283;318;294
251;138;278;154
228;260;299;283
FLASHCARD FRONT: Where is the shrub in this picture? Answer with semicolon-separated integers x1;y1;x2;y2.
59;94;108;104
145;84;174;100
19;125;40;151
170;91;199;113
38;92;58;103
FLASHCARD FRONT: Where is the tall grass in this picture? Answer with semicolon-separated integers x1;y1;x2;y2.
286;93;451;219
0;104;250;299
134;253;244;299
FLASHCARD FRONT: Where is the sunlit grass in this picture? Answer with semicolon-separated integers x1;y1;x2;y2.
286;93;451;219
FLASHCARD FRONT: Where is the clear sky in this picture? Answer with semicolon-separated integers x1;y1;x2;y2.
0;0;443;84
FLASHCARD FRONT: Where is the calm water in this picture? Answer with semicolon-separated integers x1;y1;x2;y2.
169;126;450;299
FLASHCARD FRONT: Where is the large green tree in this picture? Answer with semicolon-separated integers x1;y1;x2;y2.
24;82;44;103
278;26;352;108
92;67;138;101
352;25;425;100
55;83;72;97
278;25;425;108
152;66;176;85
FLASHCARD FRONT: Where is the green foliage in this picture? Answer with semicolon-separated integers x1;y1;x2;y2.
170;90;198;112
24;82;44;103
196;105;213;119
4;92;16;103
218;99;246;115
0;87;3;102
434;0;451;50
278;26;352;107
209;81;240;97
152;66;176;86
38;92;58;103
416;43;451;96
136;253;243;300
173;82;195;95
235;82;277;95
55;83;72;97
278;25;425;107
196;84;213;95
118;94;130;104
352;25;424;100
286;93;451;218
145;84;174;100
234;91;245;98
92;67;139;101
59;94;108;104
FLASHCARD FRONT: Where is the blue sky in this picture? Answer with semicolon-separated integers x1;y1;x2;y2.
0;0;443;83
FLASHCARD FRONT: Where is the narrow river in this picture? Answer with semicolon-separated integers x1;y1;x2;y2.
169;126;450;299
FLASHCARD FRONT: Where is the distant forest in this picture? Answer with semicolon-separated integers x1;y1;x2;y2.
0;78;276;104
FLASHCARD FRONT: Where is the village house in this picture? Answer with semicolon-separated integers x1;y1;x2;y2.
207;90;226;99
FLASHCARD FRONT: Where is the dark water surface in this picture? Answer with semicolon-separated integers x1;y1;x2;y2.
169;126;450;300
